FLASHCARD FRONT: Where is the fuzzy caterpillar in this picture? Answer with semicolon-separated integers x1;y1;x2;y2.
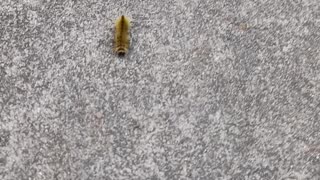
114;15;130;56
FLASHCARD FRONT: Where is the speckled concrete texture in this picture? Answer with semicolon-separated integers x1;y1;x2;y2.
1;0;320;179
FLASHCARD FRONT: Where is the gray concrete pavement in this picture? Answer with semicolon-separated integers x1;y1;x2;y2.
1;0;320;179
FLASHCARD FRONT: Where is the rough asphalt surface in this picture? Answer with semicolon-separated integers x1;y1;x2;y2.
1;0;320;179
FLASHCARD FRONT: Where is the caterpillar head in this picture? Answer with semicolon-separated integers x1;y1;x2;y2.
115;47;127;57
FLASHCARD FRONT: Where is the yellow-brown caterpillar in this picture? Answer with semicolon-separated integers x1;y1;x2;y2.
114;15;130;56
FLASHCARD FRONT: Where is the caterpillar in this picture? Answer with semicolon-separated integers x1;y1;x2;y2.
114;15;130;56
